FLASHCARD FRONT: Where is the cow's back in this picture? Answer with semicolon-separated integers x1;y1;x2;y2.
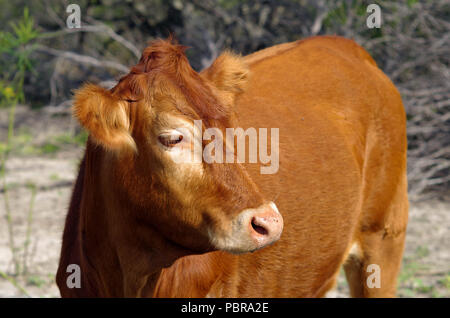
222;36;408;297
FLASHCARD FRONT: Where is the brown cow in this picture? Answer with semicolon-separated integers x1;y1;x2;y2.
56;35;408;298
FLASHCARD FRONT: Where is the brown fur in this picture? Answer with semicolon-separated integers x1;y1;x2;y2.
57;36;408;297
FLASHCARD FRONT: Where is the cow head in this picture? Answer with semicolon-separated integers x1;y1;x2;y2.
73;39;282;255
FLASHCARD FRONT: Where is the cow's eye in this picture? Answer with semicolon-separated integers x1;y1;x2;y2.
158;134;184;148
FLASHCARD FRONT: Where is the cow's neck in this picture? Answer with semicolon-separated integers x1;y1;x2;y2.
152;251;235;297
76;143;125;296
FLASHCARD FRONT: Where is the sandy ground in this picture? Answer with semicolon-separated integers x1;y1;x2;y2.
0;105;449;297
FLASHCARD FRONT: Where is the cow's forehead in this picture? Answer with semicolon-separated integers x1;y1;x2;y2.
148;79;201;121
113;44;229;123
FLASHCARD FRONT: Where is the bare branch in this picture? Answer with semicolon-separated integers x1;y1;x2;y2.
34;45;129;73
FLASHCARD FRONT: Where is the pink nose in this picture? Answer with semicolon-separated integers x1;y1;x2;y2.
248;203;283;249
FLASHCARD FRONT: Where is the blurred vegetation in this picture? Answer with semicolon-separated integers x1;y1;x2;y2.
0;7;40;294
397;245;450;298
0;8;38;106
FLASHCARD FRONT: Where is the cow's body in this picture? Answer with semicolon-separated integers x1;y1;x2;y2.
57;36;408;297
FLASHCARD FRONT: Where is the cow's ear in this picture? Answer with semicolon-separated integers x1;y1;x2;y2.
73;83;136;152
201;51;249;101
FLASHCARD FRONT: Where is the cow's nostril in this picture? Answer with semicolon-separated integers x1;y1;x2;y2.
251;217;269;236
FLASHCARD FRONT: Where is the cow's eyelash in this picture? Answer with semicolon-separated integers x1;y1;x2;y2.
158;134;183;147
